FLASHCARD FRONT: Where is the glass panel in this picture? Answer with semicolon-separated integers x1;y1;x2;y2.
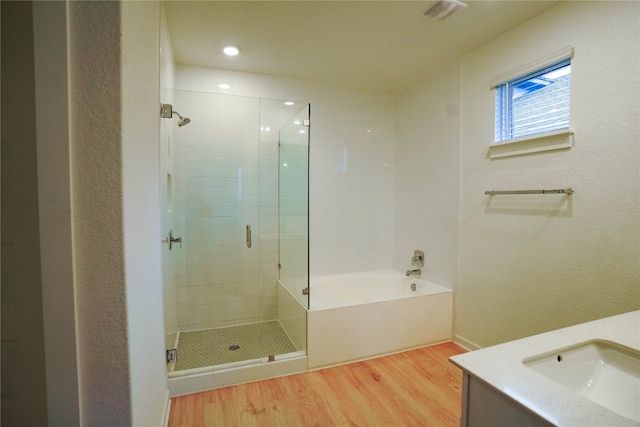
278;105;310;309
160;90;178;362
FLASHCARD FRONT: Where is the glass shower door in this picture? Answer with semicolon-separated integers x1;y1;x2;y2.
162;89;308;376
166;89;266;371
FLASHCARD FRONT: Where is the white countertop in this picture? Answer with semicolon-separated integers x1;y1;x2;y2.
450;310;640;427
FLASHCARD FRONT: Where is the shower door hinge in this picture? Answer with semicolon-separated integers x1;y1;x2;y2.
160;103;173;118
163;230;182;251
303;119;310;127
166;348;178;364
278;263;281;269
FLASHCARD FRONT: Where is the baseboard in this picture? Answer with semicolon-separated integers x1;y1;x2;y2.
454;335;481;351
162;390;171;427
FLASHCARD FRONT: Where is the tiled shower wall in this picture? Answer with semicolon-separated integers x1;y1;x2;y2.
170;90;281;331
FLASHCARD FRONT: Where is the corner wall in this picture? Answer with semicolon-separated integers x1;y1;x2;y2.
456;1;640;348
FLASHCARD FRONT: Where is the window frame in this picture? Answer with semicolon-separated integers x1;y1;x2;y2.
495;57;571;143
488;47;575;159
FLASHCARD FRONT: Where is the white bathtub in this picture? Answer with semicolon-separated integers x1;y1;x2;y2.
307;269;453;369
310;270;449;310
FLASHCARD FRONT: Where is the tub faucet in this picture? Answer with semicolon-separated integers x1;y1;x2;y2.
406;268;421;277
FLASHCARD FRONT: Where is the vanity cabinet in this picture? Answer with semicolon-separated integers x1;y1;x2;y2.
459;372;554;427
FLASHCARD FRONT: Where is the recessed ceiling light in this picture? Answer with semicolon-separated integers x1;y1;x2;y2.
222;45;240;56
284;101;295;106
218;83;231;89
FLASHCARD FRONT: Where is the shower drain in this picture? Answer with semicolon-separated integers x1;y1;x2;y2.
229;344;240;351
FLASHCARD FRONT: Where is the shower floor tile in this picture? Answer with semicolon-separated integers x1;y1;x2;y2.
173;321;298;372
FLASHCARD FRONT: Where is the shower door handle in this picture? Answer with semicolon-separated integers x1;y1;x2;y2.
246;224;252;248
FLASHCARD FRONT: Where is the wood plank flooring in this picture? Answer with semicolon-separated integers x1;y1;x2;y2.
168;342;466;426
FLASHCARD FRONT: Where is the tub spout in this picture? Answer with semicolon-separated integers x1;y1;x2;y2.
406;268;421;277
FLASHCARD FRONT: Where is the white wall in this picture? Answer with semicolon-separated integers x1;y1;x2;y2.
174;67;396;277
456;1;640;348
394;60;461;289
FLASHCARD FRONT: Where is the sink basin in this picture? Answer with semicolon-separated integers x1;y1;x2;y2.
523;340;640;422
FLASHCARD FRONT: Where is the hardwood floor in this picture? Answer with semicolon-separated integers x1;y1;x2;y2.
168;342;466;426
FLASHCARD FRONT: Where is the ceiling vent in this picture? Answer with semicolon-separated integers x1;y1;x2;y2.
423;0;467;20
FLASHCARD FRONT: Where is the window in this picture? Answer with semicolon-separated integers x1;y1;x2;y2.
495;58;571;143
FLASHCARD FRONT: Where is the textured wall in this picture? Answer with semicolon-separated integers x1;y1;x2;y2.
69;1;167;425
68;2;131;424
456;1;640;348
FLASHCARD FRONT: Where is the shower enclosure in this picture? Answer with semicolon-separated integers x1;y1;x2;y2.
160;89;309;383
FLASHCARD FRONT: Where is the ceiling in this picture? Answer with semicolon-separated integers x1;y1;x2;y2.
164;1;560;94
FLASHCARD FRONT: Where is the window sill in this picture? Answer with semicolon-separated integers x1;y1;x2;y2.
489;130;574;159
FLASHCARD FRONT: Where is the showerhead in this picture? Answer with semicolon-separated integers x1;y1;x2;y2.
177;115;191;127
173;111;191;127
